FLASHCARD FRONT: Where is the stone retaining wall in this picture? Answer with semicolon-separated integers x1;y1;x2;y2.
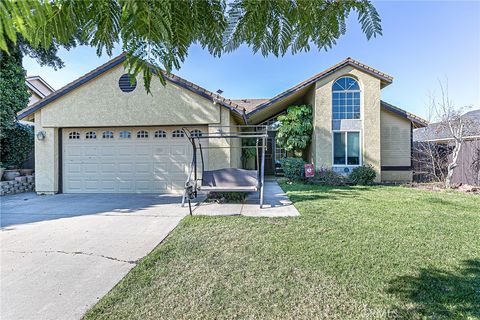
0;175;35;196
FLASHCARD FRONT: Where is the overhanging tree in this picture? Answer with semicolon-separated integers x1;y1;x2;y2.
276;105;313;157
1;0;382;92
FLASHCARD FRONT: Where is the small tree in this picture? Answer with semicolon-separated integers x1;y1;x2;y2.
432;81;471;189
276;105;313;157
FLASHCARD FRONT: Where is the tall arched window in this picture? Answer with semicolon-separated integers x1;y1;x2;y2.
332;77;360;120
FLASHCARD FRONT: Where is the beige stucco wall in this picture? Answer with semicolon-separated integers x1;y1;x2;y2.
380;109;411;166
314;66;382;181
207;107;231;170
34;112;59;194
39;65;221;127
28;91;42;106
31;64;239;193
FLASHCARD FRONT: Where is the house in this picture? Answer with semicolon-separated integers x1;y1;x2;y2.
18;54;427;194
413;109;480;185
26;75;55;106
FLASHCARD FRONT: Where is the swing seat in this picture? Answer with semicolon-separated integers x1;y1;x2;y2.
198;168;259;192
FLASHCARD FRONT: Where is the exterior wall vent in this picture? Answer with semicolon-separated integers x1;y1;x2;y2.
119;74;137;93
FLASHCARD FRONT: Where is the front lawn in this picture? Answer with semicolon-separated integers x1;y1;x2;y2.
84;184;480;319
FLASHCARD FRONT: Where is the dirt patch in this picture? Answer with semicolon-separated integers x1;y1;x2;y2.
406;182;480;194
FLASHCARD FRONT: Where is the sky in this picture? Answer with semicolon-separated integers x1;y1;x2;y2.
23;1;480;119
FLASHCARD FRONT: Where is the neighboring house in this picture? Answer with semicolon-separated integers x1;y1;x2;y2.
26;75;55;106
18;54;427;194
413;109;480;185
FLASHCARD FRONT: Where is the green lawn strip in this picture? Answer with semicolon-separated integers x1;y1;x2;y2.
84;185;480;319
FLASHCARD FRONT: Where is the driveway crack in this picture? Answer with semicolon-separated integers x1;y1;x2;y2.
5;249;137;265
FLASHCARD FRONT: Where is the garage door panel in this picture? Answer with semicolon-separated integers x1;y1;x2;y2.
99;180;116;192
65;146;82;157
63;127;207;193
65;163;82;174
100;163;116;173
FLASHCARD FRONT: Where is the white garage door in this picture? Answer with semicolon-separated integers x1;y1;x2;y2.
62;127;207;193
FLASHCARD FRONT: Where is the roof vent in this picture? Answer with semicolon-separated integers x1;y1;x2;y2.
119;74;137;93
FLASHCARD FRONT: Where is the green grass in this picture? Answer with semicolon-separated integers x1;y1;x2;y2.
84;184;480;319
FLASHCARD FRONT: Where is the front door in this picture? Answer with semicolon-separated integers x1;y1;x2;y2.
264;137;274;175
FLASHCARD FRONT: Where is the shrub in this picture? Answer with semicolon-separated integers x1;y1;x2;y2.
310;168;346;186
208;192;247;203
0;123;34;168
280;157;305;180
348;165;376;185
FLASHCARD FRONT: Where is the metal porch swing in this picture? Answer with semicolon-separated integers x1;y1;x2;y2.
181;125;268;214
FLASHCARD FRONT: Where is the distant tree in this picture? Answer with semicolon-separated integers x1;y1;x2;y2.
276;105;313;157
1;0;382;92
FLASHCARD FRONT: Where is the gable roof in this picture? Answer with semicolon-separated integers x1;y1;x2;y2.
231;98;269;113
246;57;393;118
18;55;423;128
18;53;245;120
380;101;428;127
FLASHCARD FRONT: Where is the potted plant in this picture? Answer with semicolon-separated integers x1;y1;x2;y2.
3;165;20;181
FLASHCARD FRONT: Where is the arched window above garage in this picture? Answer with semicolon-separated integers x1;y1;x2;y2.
85;131;97;139
119;131;131;139
172;130;184;138
69;132;80;139
102;131;114;139
154;130;167;138
137;130;149;138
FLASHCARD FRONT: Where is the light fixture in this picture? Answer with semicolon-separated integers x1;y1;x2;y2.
36;131;46;140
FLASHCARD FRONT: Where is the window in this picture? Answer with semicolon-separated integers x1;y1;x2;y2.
191;129;203;138
137;130;149;138
333;132;360;165
69;132;80;139
332;77;360;120
119;131;131;139
154;130;166;138
85;131;97;139
261;114;283;131
102;131;114;139
172;130;184;138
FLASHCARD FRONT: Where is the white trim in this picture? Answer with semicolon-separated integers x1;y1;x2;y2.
332;76;362;121
331;130;362;167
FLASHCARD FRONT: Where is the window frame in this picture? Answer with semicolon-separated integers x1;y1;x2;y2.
332;76;361;120
154;130;167;138
68;132;80;140
172;130;185;138
102;131;114;139
136;130;149;139
331;130;362;167
119;131;132;139
85;131;97;139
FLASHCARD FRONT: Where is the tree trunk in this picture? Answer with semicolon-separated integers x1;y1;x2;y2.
445;140;462;189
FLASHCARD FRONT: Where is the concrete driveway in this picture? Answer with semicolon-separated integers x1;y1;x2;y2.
1;193;189;320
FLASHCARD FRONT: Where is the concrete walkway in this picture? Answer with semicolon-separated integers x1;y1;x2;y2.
1;193;189;320
192;180;300;217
